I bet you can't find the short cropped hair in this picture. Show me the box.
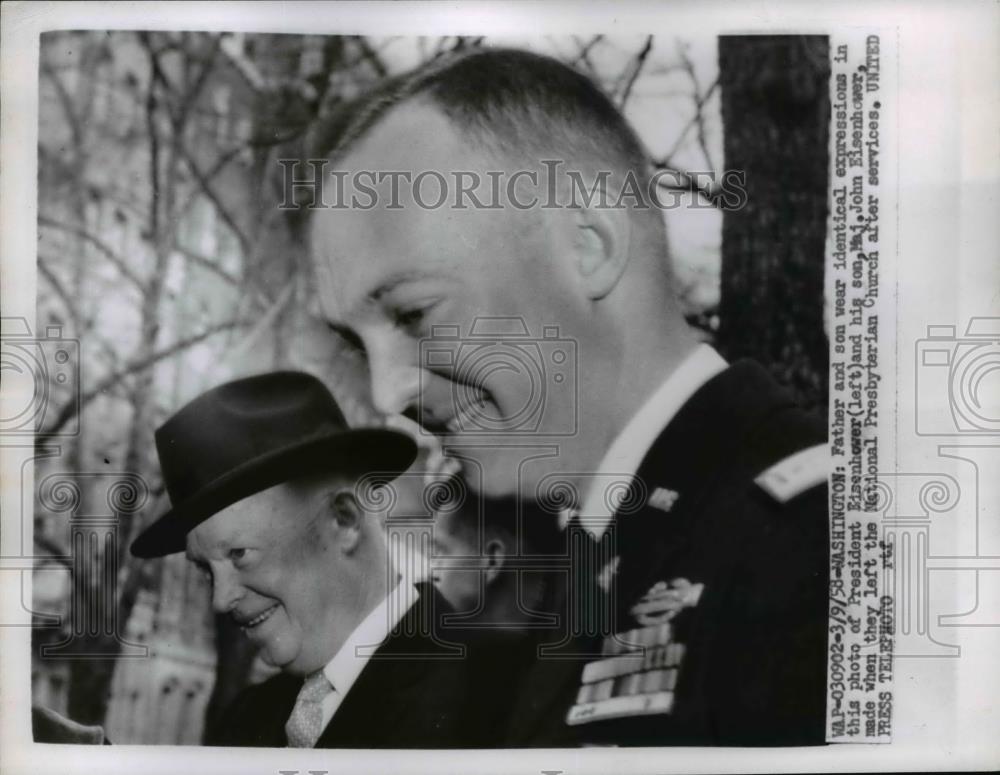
[439,493,564,557]
[322,47,653,184]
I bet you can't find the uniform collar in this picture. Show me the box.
[568,344,727,537]
[321,577,419,702]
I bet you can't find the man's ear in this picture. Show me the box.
[326,490,363,554]
[571,194,632,300]
[483,536,507,586]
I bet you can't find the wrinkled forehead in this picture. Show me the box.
[307,187,514,326]
[185,485,295,559]
[308,186,451,307]
[311,226,416,339]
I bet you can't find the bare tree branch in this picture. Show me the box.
[674,40,719,172]
[173,144,247,221]
[144,30,222,133]
[38,319,251,440]
[173,244,240,287]
[651,160,724,205]
[141,32,182,128]
[218,277,296,368]
[662,77,720,165]
[40,57,83,149]
[431,37,454,60]
[36,256,78,321]
[34,533,72,565]
[91,332,123,375]
[218,35,265,96]
[453,36,484,52]
[571,35,604,72]
[177,143,251,256]
[174,33,224,130]
[38,215,147,291]
[618,36,654,109]
[352,36,388,78]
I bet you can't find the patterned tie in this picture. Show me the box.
[284,670,334,748]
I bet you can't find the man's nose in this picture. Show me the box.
[367,339,421,417]
[210,567,244,614]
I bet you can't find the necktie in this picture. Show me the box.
[284,670,334,748]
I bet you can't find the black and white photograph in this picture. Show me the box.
[1,2,997,774]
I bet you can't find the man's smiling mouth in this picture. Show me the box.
[238,604,279,631]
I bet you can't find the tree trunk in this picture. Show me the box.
[716,36,831,412]
[66,33,181,726]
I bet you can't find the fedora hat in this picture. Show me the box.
[130,371,417,559]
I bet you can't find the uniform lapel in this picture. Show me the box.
[614,360,798,610]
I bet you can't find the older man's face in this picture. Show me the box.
[186,483,347,675]
[311,103,597,498]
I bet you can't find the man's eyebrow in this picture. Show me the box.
[320,269,451,342]
[186,540,220,565]
[326,320,365,351]
[369,270,447,301]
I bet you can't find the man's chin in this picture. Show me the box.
[445,444,555,501]
[260,642,336,676]
[256,646,285,669]
[252,631,298,672]
[260,649,313,676]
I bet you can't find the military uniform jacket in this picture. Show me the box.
[510,360,829,747]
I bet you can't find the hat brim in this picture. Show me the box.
[130,428,417,559]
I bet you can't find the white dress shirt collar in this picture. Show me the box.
[567,343,728,538]
[317,578,420,730]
